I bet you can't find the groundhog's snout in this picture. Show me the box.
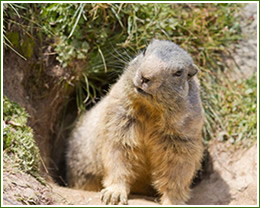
[133,71,152,96]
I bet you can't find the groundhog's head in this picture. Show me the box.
[131,39,199,105]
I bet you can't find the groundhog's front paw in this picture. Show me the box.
[100,186,128,205]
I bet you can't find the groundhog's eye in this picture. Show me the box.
[173,69,183,77]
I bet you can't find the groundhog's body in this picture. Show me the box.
[66,39,204,205]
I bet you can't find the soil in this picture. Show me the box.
[188,142,258,205]
[3,142,258,205]
[52,142,257,205]
[225,3,257,81]
[2,3,258,206]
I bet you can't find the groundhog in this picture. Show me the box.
[66,39,204,205]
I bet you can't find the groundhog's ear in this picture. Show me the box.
[188,64,199,79]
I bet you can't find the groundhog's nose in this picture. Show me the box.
[133,72,152,96]
[133,71,151,88]
[140,75,150,85]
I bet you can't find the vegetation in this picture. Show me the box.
[3,96,41,177]
[203,74,257,146]
[3,3,256,147]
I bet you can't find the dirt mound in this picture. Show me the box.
[4,142,257,205]
[3,157,53,205]
[188,142,257,205]
[52,142,257,205]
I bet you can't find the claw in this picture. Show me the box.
[104,193,111,205]
[111,192,120,205]
[100,190,105,201]
[120,194,128,205]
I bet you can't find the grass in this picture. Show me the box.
[219,75,257,145]
[3,96,41,178]
[3,3,256,146]
[202,72,257,145]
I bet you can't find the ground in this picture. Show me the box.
[188,142,257,205]
[3,141,258,205]
[2,3,258,207]
[52,142,258,205]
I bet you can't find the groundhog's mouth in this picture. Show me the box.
[134,86,151,96]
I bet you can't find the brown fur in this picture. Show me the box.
[66,39,204,205]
